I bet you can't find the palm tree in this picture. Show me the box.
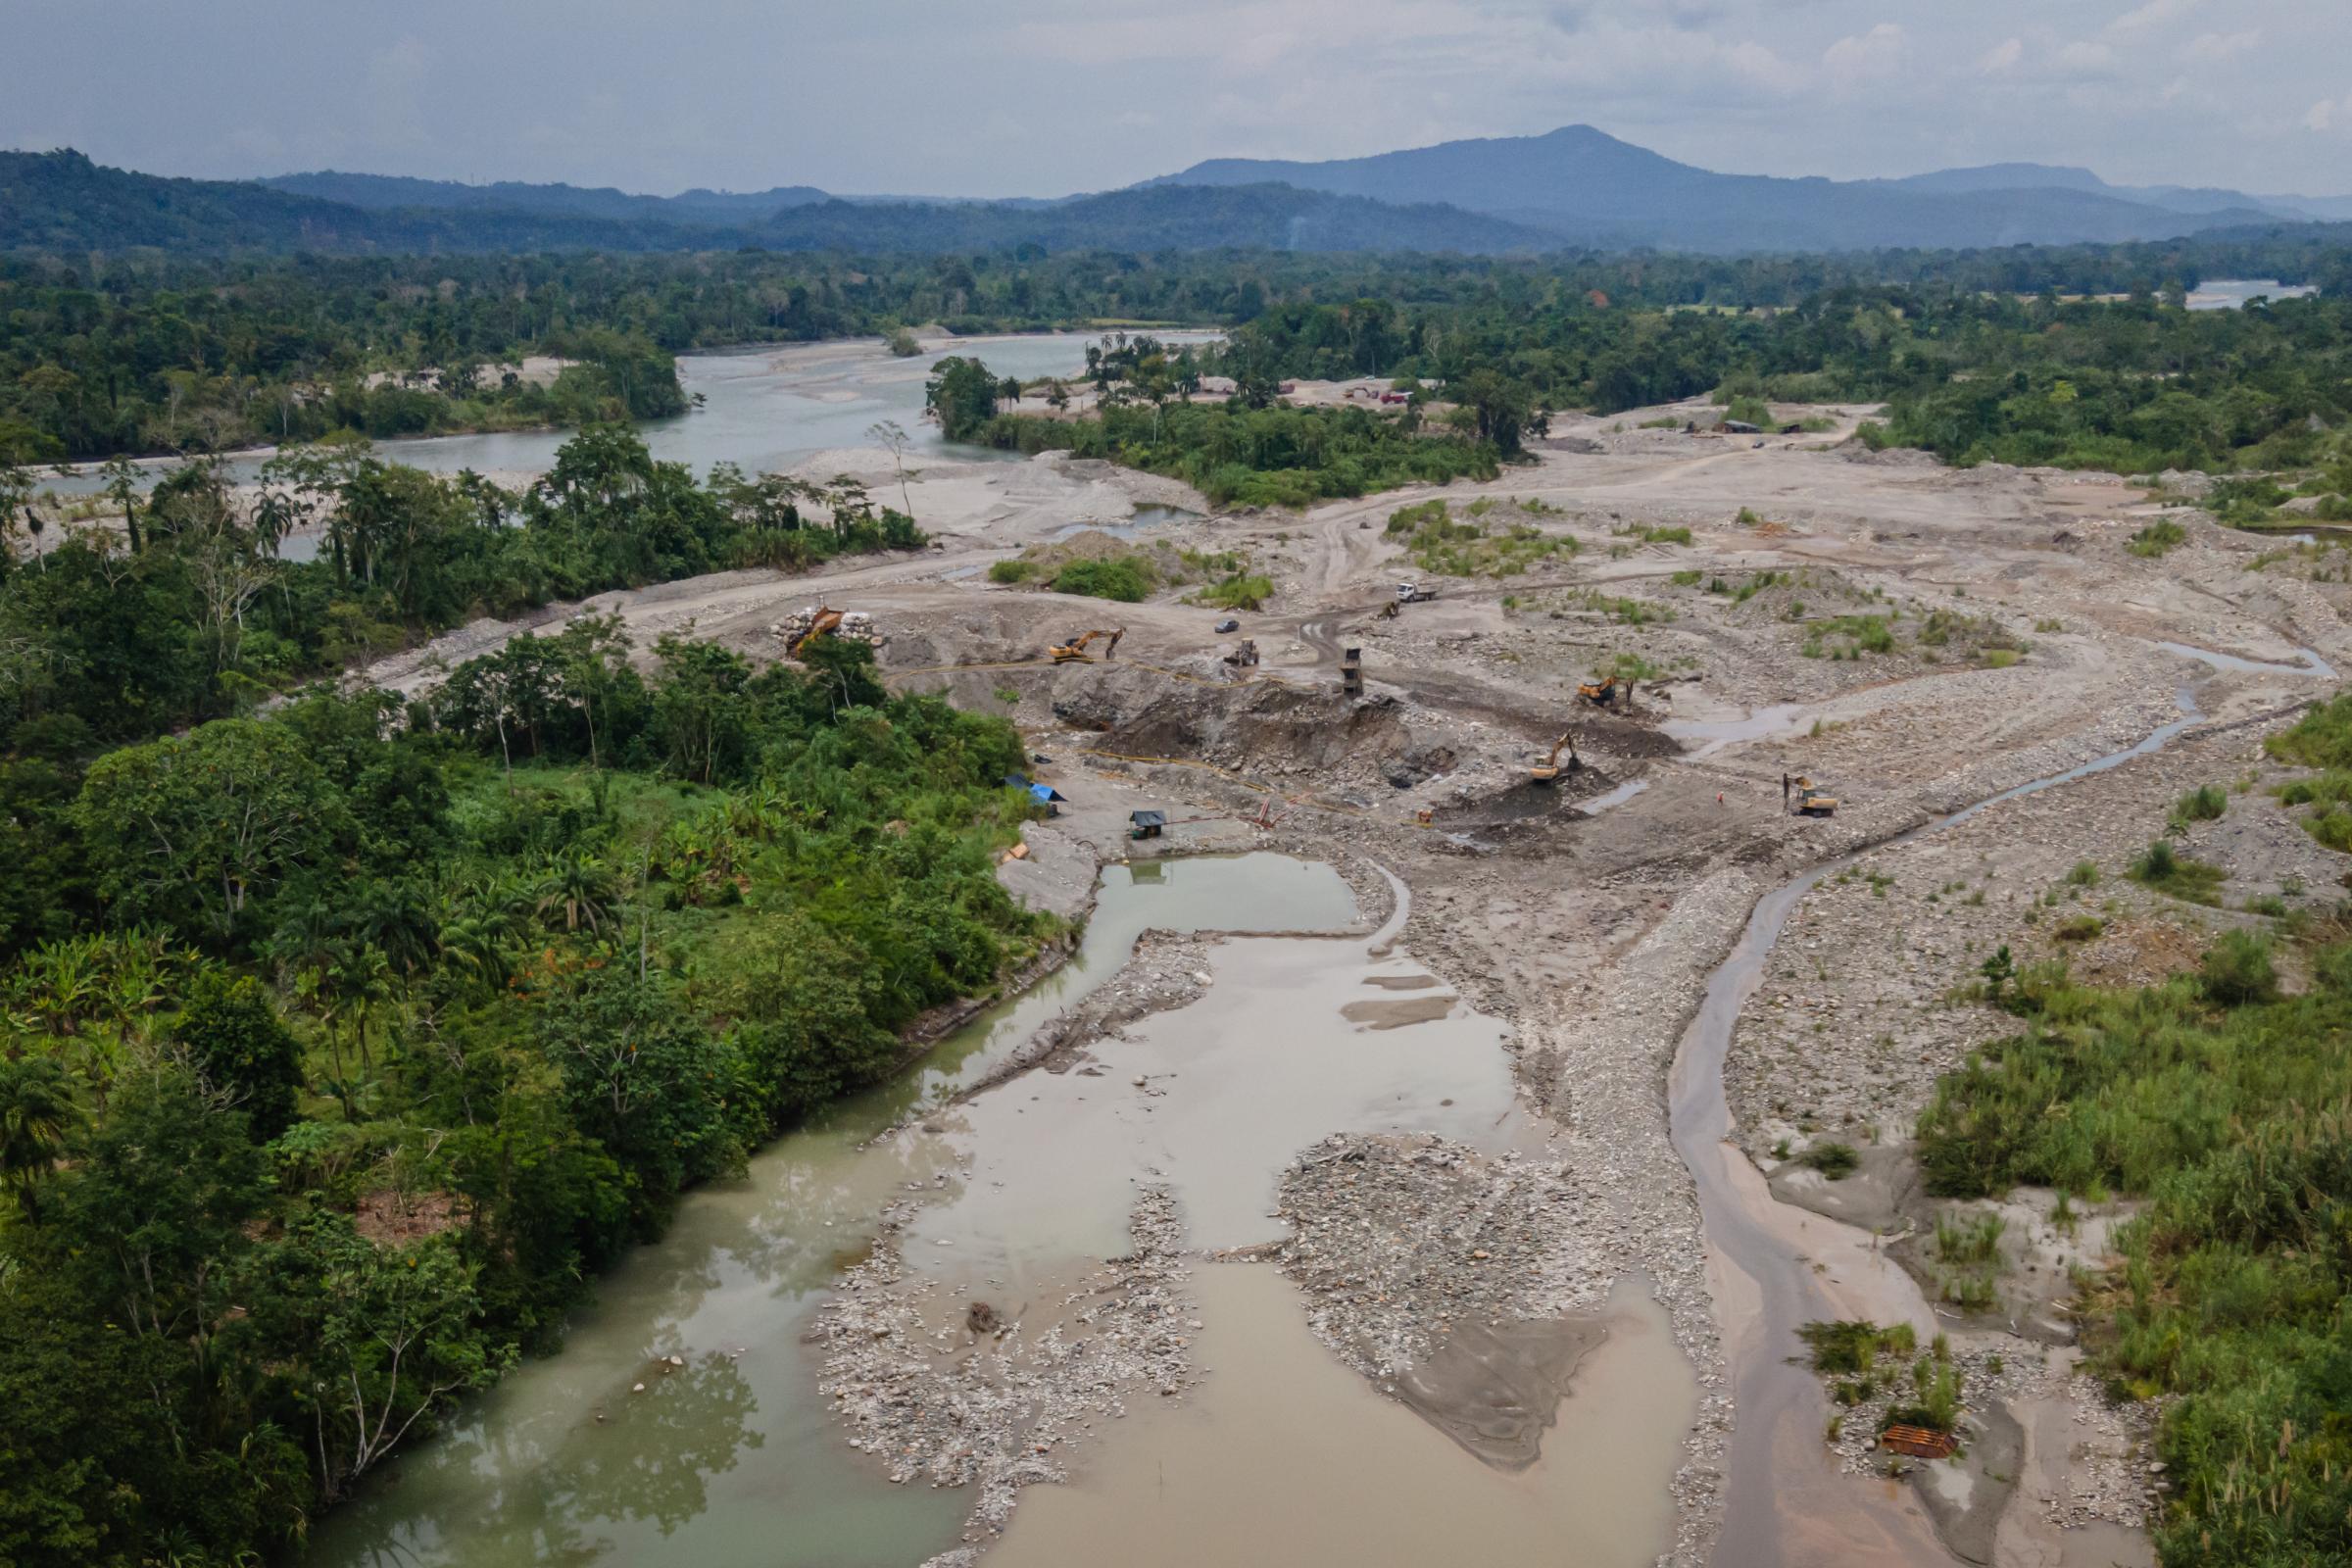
[98,454,145,554]
[536,853,617,935]
[0,1057,75,1221]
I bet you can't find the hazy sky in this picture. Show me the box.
[9,0,2349,197]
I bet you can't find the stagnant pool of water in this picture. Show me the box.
[299,853,1354,1568]
[989,1268,1693,1568]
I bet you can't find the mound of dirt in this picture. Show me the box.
[1054,672,1414,782]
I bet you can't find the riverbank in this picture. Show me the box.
[296,395,2352,1568]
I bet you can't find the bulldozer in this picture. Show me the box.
[1050,627,1124,664]
[1222,638,1259,667]
[1792,775,1838,817]
[1529,731,1581,784]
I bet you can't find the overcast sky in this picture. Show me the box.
[8,0,2349,198]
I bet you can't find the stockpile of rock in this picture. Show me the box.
[813,1187,1198,1532]
[1268,1133,1605,1379]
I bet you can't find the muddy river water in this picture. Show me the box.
[51,330,1224,499]
[1669,651,2338,1566]
[305,850,1696,1568]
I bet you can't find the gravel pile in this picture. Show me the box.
[1728,707,2318,1168]
[1267,1133,1606,1379]
[958,930,1219,1096]
[813,1188,1198,1534]
[2037,1373,2165,1532]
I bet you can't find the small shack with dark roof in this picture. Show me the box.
[1128,809,1166,840]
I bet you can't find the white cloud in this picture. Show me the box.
[2053,39,2118,73]
[2306,95,2351,133]
[1821,23,1906,91]
[2109,0,2200,33]
[2178,29,2259,61]
[1980,36,2025,74]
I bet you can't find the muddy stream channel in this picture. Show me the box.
[1673,645,2332,1568]
[305,851,1695,1568]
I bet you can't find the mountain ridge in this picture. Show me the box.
[1148,124,2303,252]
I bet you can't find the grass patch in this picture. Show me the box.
[2127,518,2187,558]
[1798,1319,1914,1375]
[2171,783,2230,827]
[2130,838,2225,905]
[1386,499,1578,577]
[1191,571,1273,611]
[1799,1141,1860,1179]
[1915,929,2352,1561]
[988,559,1040,583]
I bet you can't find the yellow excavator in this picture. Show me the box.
[1577,675,1624,707]
[1792,775,1838,817]
[787,607,845,659]
[1050,627,1124,664]
[1529,731,1581,784]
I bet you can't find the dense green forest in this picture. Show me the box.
[0,425,919,760]
[7,236,2351,466]
[0,417,1036,1565]
[908,287,2352,503]
[925,349,1504,508]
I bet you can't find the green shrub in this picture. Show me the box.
[2127,519,2186,558]
[988,559,1039,584]
[1800,1141,1860,1179]
[1194,572,1273,611]
[2132,838,2225,904]
[1934,1211,2006,1264]
[2172,783,2229,825]
[2198,930,2278,1006]
[1052,559,1152,602]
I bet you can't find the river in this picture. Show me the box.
[299,855,1353,1568]
[305,841,1701,1568]
[45,329,1223,499]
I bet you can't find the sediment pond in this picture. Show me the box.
[307,843,1699,1567]
[299,854,1353,1568]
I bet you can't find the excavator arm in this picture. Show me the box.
[1050,627,1125,663]
[1530,729,1580,782]
[788,608,845,658]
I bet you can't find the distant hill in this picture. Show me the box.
[1868,161,2352,225]
[10,136,2343,261]
[1,149,734,253]
[758,183,1553,254]
[262,170,830,225]
[1148,124,2292,253]
[0,150,1546,258]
